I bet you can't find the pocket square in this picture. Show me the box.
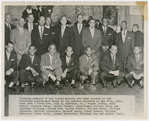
[44,34,48,35]
[71,63,74,65]
[108,34,112,35]
[11,59,14,61]
[52,32,55,34]
[55,60,57,63]
[128,37,131,39]
[35,64,38,66]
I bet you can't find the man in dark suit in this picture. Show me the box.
[55,15,73,56]
[45,17,57,46]
[132,24,144,49]
[99,18,115,60]
[100,45,124,88]
[125,45,144,89]
[72,14,87,59]
[61,46,78,89]
[42,6,54,18]
[19,45,44,93]
[116,21,135,72]
[24,13,36,33]
[5,13,16,45]
[36,6,43,21]
[22,6,38,23]
[79,46,99,90]
[95,19,102,29]
[5,41,19,91]
[31,16,51,56]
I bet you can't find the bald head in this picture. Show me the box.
[39,16,45,26]
[18,18,25,27]
[65,46,73,57]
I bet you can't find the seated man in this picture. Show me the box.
[40,43,62,90]
[100,45,124,88]
[5,41,19,91]
[125,45,144,89]
[19,45,44,93]
[79,46,99,90]
[61,46,78,89]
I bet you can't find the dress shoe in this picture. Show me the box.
[56,84,62,91]
[30,84,34,90]
[140,85,144,89]
[71,84,77,89]
[102,83,107,88]
[64,81,68,87]
[111,83,117,88]
[20,87,25,93]
[8,85,17,92]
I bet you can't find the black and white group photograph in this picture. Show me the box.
[3,3,146,117]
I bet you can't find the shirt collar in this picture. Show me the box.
[45,25,50,29]
[5,22,9,26]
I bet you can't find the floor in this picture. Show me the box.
[4,81,144,117]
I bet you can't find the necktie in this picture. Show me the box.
[20,28,23,35]
[50,56,53,65]
[91,28,94,38]
[61,26,64,37]
[30,56,34,64]
[30,23,33,32]
[8,24,11,31]
[112,55,115,67]
[104,27,106,36]
[123,30,125,35]
[40,26,43,39]
[78,24,81,34]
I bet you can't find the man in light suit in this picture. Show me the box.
[5,41,19,91]
[31,16,51,56]
[116,21,135,72]
[125,45,144,89]
[55,15,73,56]
[72,14,87,59]
[5,13,16,45]
[10,18,31,65]
[40,44,63,90]
[82,18,102,73]
[79,46,99,90]
[61,46,78,89]
[19,45,44,93]
[100,45,124,88]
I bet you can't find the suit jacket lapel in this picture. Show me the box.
[68,55,74,66]
[124,31,129,43]
[120,32,123,44]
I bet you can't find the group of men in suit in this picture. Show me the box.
[5,12,144,93]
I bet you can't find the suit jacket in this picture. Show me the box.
[101,53,121,73]
[99,26,115,47]
[42,6,54,18]
[18,54,41,74]
[10,27,31,59]
[5,50,17,72]
[24,22,36,31]
[79,54,99,75]
[61,55,78,72]
[134,30,144,48]
[22,8,38,23]
[31,26,51,56]
[40,52,62,74]
[126,53,144,74]
[82,28,102,57]
[5,23,16,45]
[55,26,73,56]
[72,24,87,58]
[116,31,135,61]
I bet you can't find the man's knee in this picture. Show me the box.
[125,73,131,80]
[100,71,107,78]
[80,75,86,81]
[92,71,98,77]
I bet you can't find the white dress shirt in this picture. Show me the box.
[61,25,66,37]
[122,30,127,43]
[66,56,71,65]
[38,25,44,39]
[49,54,53,66]
[5,22,11,30]
[6,51,11,61]
[28,22,33,32]
[30,55,35,64]
[18,26,23,35]
[77,23,82,34]
[102,26,107,33]
[111,54,115,66]
[45,25,50,29]
[89,27,95,38]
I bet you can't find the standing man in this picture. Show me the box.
[31,16,51,56]
[99,18,115,59]
[95,19,102,29]
[72,14,87,59]
[82,18,102,72]
[5,41,19,91]
[36,6,43,21]
[19,45,44,93]
[24,13,36,33]
[100,45,124,88]
[132,24,144,49]
[10,18,31,65]
[22,6,38,23]
[79,46,99,90]
[42,6,54,18]
[116,21,135,72]
[61,46,78,89]
[40,44,63,90]
[5,13,16,45]
[56,15,73,56]
[125,45,144,89]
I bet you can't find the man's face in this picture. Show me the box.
[49,45,56,56]
[132,26,137,33]
[27,6,31,9]
[110,45,117,56]
[134,47,141,55]
[85,48,92,57]
[95,21,99,25]
[29,46,36,56]
[5,14,11,24]
[45,18,51,26]
[89,20,95,28]
[121,22,127,30]
[66,47,73,57]
[102,19,108,26]
[18,18,25,27]
[39,17,45,26]
[28,15,34,23]
[60,17,67,26]
[6,43,13,53]
[77,15,83,23]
